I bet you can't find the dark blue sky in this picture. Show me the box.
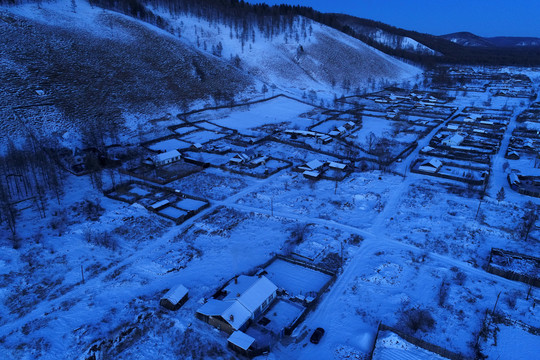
[245,0,540,38]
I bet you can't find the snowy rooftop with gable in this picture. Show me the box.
[161,284,188,304]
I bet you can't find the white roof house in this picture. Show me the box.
[419,158,443,173]
[154,150,181,165]
[299,160,324,171]
[197,299,252,331]
[223,275,277,315]
[228,331,255,351]
[442,134,465,147]
[196,275,278,332]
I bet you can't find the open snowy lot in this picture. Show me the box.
[236,171,400,228]
[382,179,540,265]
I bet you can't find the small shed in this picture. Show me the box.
[160,284,189,310]
[150,199,170,211]
[227,331,256,357]
[508,173,521,186]
[329,161,347,170]
[303,170,321,179]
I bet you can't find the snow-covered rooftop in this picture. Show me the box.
[162,284,188,305]
[224,275,277,314]
[227,331,255,351]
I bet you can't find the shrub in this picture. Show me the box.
[399,306,436,334]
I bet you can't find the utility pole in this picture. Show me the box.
[492,291,502,314]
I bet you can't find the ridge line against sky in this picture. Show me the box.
[244,0,540,38]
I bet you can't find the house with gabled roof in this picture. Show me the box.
[419,158,443,173]
[160,284,188,311]
[151,150,181,166]
[196,275,277,334]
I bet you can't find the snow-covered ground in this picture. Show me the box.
[1,8,539,359]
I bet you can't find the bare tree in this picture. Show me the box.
[496,187,505,204]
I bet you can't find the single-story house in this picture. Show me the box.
[153,150,181,166]
[419,158,443,173]
[228,331,256,357]
[299,160,325,172]
[442,134,465,147]
[160,284,189,310]
[316,134,333,144]
[196,275,277,334]
[196,299,252,334]
[229,149,257,164]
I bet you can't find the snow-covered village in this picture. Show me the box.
[0,0,539,359]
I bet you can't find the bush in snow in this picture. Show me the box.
[398,306,436,335]
[83,227,119,251]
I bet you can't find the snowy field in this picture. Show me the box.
[190,97,316,136]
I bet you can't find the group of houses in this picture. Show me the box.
[298,159,348,179]
[228,149,268,168]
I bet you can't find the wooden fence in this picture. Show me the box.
[487,248,540,287]
[368,323,467,360]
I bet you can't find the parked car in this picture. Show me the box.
[310,327,325,344]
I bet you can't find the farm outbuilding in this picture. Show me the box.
[160,284,189,311]
[227,331,256,357]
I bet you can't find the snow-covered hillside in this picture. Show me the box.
[0,0,420,151]
[370,29,441,56]
[151,7,421,94]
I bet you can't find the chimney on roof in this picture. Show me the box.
[234,276,238,284]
